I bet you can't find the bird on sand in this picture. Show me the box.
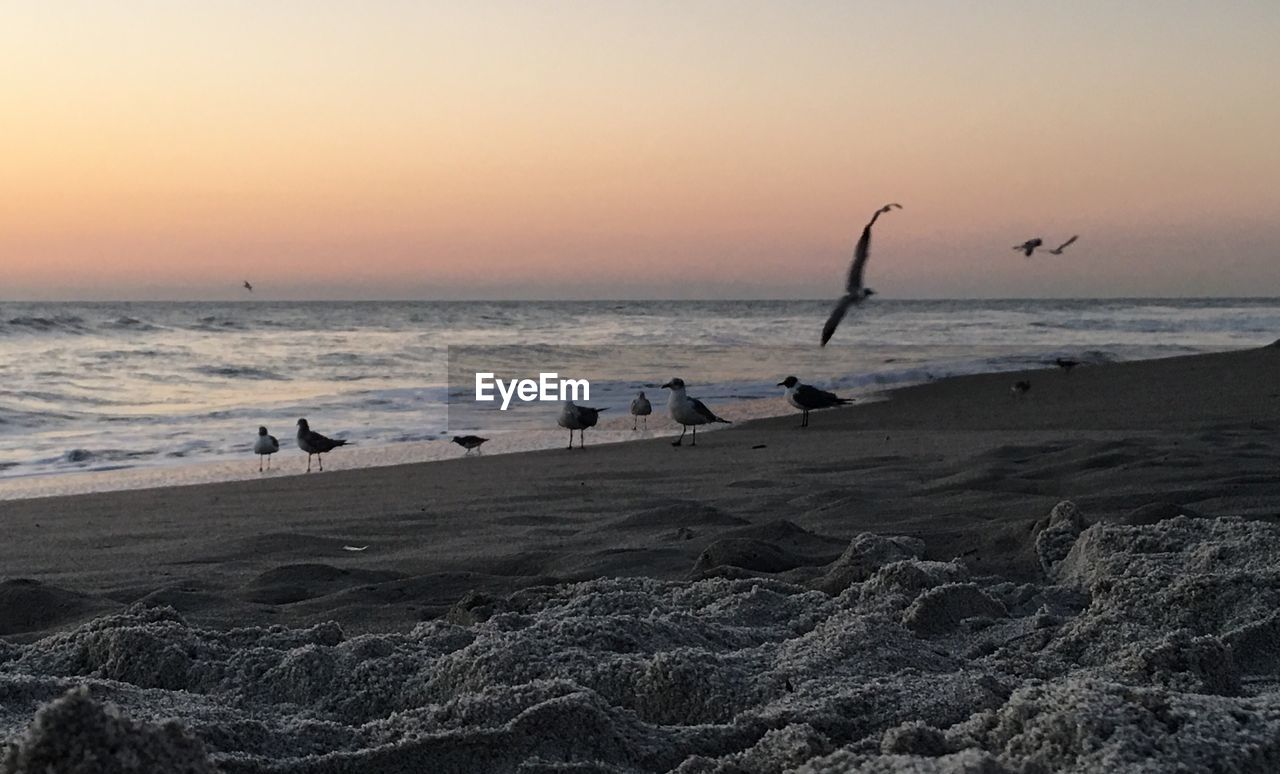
[296,418,349,472]
[1013,239,1043,257]
[630,391,652,429]
[662,378,730,446]
[1047,235,1079,255]
[821,203,901,346]
[253,426,279,471]
[1054,357,1081,373]
[558,400,607,449]
[243,280,253,292]
[452,435,488,455]
[1011,380,1032,397]
[777,376,852,428]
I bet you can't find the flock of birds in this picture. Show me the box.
[246,204,1083,470]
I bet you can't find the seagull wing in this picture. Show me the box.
[795,384,846,409]
[268,435,279,452]
[820,295,855,347]
[690,397,729,423]
[1053,235,1078,252]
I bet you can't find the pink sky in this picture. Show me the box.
[2,2,1278,300]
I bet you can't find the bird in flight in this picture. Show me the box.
[820,203,901,346]
[1047,235,1079,255]
[243,281,253,292]
[1013,239,1043,257]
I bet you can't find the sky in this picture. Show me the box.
[2,1,1279,300]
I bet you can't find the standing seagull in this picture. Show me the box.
[662,378,730,446]
[296,418,349,472]
[253,426,279,471]
[630,391,652,430]
[558,400,607,449]
[777,376,852,428]
[243,280,253,292]
[1054,357,1080,373]
[1047,235,1079,255]
[821,203,901,346]
[452,435,488,455]
[1013,239,1043,257]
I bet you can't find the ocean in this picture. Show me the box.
[1,298,1277,499]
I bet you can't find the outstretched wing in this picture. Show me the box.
[847,224,873,293]
[821,295,855,346]
[1054,235,1078,252]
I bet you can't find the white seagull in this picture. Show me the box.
[821,203,901,346]
[1047,235,1079,255]
[296,418,349,472]
[1013,238,1043,257]
[253,426,279,471]
[558,400,608,449]
[661,378,730,446]
[777,376,852,428]
[630,391,652,430]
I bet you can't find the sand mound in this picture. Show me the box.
[0,579,117,637]
[5,504,1280,772]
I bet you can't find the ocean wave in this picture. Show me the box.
[193,365,288,381]
[3,315,87,335]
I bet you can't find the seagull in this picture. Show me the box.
[1047,235,1079,255]
[777,376,852,428]
[1054,357,1080,373]
[452,435,488,455]
[296,418,349,472]
[821,203,901,346]
[253,426,279,471]
[630,391,652,430]
[1013,239,1043,257]
[661,378,730,446]
[558,400,607,449]
[243,280,253,292]
[1011,380,1032,397]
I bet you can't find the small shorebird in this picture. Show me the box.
[777,376,852,428]
[1047,235,1079,255]
[558,400,607,449]
[662,378,730,446]
[630,391,652,429]
[1014,239,1043,257]
[296,418,349,472]
[452,435,488,455]
[1011,380,1032,397]
[243,280,253,292]
[253,426,279,471]
[821,203,901,346]
[1054,357,1080,373]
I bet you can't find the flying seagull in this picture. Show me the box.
[1047,235,1079,255]
[243,281,253,292]
[558,400,607,449]
[777,376,852,428]
[1014,239,1043,257]
[630,391,652,430]
[253,426,279,471]
[661,378,730,446]
[821,203,901,346]
[296,418,349,472]
[452,435,488,455]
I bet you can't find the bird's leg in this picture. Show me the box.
[691,426,697,446]
[306,454,312,473]
[672,426,685,447]
[259,455,263,472]
[633,417,637,430]
[580,429,586,448]
[318,454,324,472]
[567,429,574,449]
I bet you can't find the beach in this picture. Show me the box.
[3,344,1280,772]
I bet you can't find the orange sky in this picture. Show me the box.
[2,1,1278,299]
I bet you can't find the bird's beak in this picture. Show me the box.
[661,381,672,389]
[776,381,786,387]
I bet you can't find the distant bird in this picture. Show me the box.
[1047,235,1079,255]
[1054,357,1080,373]
[243,281,253,292]
[452,435,488,455]
[630,391,652,430]
[662,378,730,446]
[821,203,901,346]
[1011,380,1032,397]
[253,426,279,471]
[777,376,852,428]
[1014,239,1043,257]
[558,400,607,449]
[296,418,349,472]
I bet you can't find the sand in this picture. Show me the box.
[2,344,1280,772]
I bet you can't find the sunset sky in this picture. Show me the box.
[2,1,1278,300]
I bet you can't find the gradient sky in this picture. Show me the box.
[3,1,1278,300]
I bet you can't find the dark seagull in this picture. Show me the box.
[777,376,852,428]
[558,400,607,449]
[662,377,730,446]
[1047,235,1079,255]
[452,435,488,455]
[821,203,901,346]
[1054,357,1080,373]
[1013,239,1043,257]
[296,418,349,472]
[243,280,253,292]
